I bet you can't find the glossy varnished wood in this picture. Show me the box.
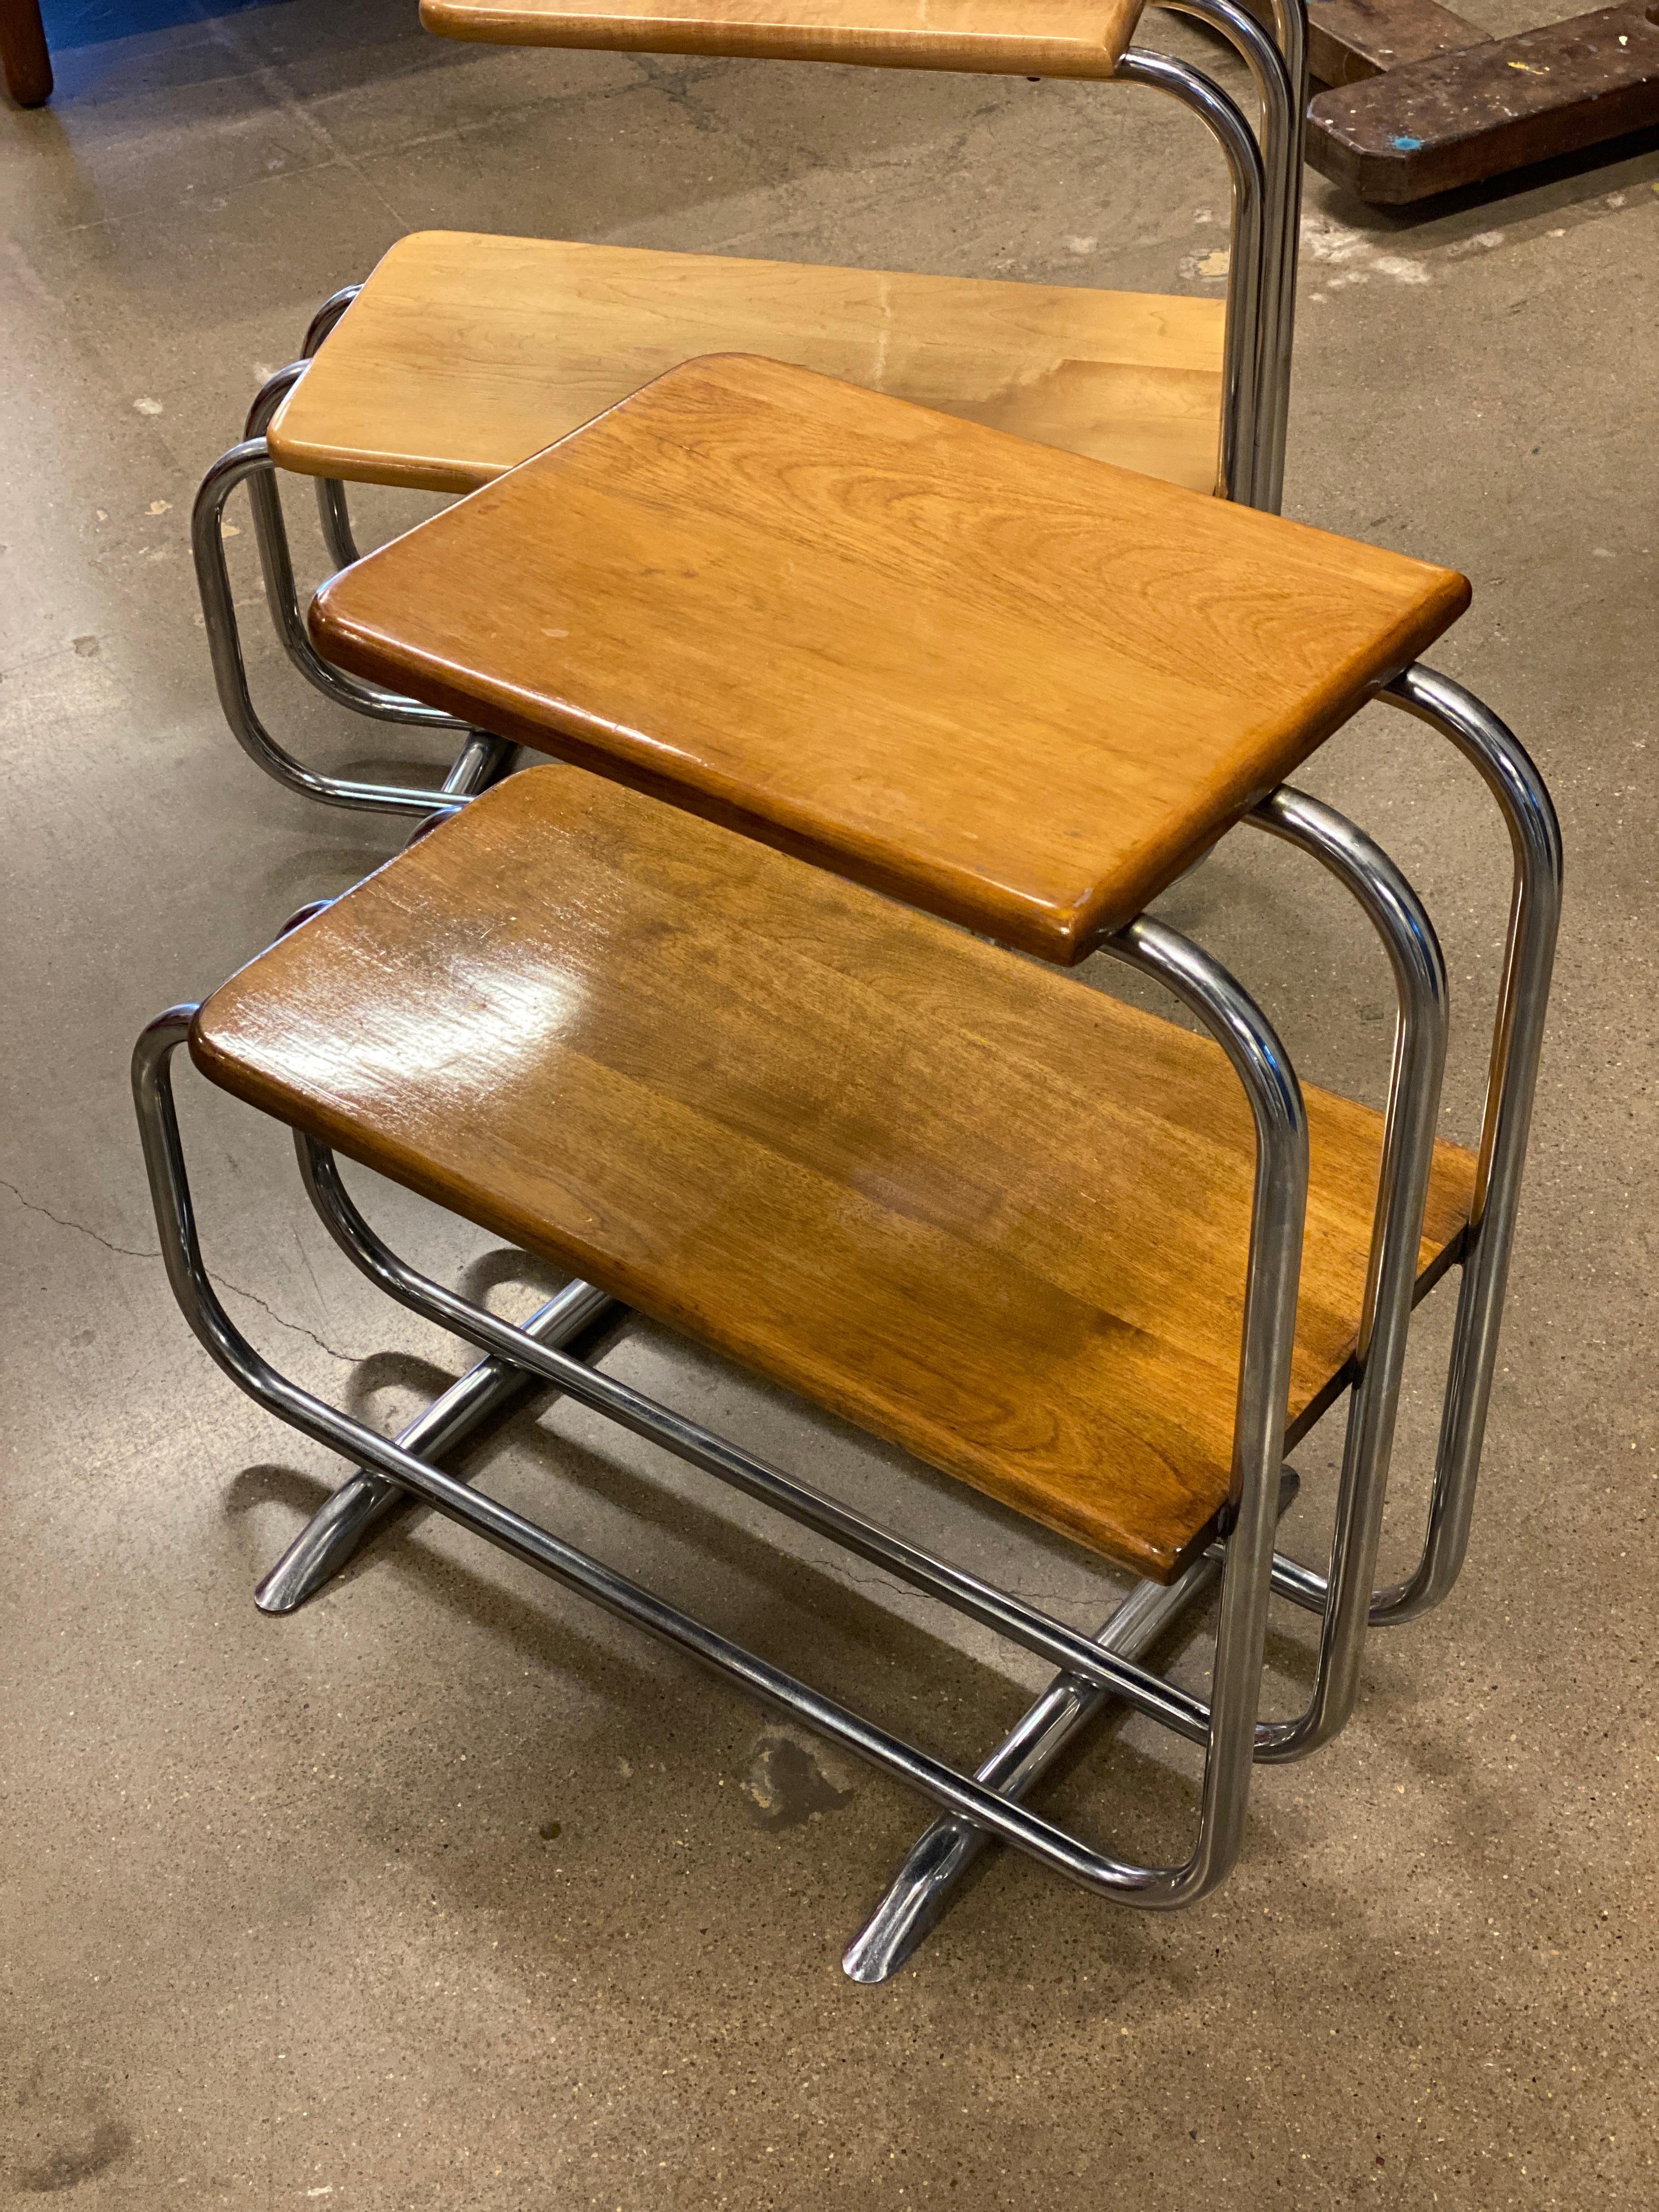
[312,353,1471,963]
[191,771,1475,1584]
[420,0,1146,77]
[268,232,1226,497]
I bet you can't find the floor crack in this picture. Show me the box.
[0,1174,159,1262]
[0,1175,369,1363]
[215,1283,369,1367]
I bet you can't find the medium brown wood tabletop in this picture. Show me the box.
[420,0,1147,77]
[270,233,1226,498]
[311,353,1470,963]
[193,770,1475,1584]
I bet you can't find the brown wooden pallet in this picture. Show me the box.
[1307,0,1659,202]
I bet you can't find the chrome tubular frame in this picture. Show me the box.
[846,679,1559,1971]
[1248,787,1447,1756]
[240,365,425,724]
[1257,0,1307,511]
[299,284,364,571]
[843,1469,1307,1983]
[193,289,505,821]
[1158,0,1307,509]
[190,439,479,816]
[1118,47,1265,505]
[1369,665,1562,1619]
[134,906,1307,1914]
[300,281,362,359]
[1260,671,1561,1628]
[1155,0,1295,511]
[254,1274,615,1613]
[843,782,1448,1977]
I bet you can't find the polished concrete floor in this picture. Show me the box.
[4,3,1658,2205]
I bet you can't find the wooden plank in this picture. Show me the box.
[1308,0,1659,202]
[1,0,52,106]
[270,231,1227,499]
[308,353,1470,966]
[193,769,1476,1582]
[1305,0,1487,90]
[420,0,1146,78]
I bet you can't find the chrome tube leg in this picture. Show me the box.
[193,442,476,816]
[236,369,462,727]
[1118,50,1265,504]
[1367,665,1562,1621]
[1246,788,1447,1755]
[847,793,1445,1973]
[254,1278,615,1612]
[314,478,360,574]
[298,282,363,570]
[842,1471,1299,1984]
[235,362,488,777]
[133,998,1304,1905]
[438,730,517,798]
[1257,0,1307,508]
[251,729,536,1609]
[300,283,361,358]
[1156,2,1294,511]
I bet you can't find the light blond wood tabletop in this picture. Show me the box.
[194,771,1475,1583]
[270,232,1226,498]
[420,0,1148,77]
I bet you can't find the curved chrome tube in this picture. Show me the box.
[1103,916,1307,1896]
[300,282,362,359]
[1367,664,1562,1620]
[296,1140,1214,1745]
[1247,672,1560,1629]
[299,283,364,570]
[1156,0,1295,512]
[133,907,1306,1909]
[191,442,471,816]
[238,368,459,728]
[845,789,1441,1970]
[314,470,360,574]
[1256,0,1307,509]
[254,1273,615,1613]
[842,1471,1302,1982]
[1117,48,1265,505]
[1248,787,1447,1754]
[1161,0,1308,507]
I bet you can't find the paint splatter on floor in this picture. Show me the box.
[742,1728,854,1829]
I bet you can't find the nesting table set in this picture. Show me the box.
[149,0,1560,1982]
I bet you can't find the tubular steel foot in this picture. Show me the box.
[842,1473,1299,1983]
[255,1278,616,1612]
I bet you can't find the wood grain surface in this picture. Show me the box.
[269,232,1226,497]
[192,770,1475,1583]
[311,353,1471,962]
[419,0,1146,77]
